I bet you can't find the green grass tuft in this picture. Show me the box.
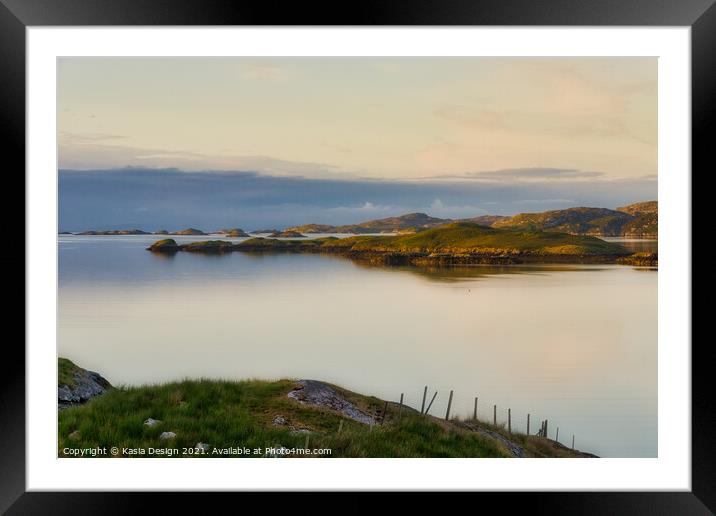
[58,358,82,389]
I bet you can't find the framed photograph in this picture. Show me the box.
[5,0,708,511]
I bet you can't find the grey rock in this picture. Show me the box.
[272,415,287,425]
[195,442,211,452]
[144,418,161,427]
[58,368,112,410]
[288,380,376,425]
[159,431,176,440]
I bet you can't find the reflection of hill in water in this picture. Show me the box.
[347,259,606,283]
[157,247,638,283]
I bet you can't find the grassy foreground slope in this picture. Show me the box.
[59,379,514,458]
[58,364,592,458]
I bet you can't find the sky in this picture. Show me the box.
[58,57,657,230]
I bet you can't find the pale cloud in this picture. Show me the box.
[434,105,507,131]
[59,137,349,178]
[242,62,286,81]
[427,198,490,218]
[464,168,605,182]
[512,198,575,205]
[326,201,394,215]
[58,57,656,181]
[59,131,127,143]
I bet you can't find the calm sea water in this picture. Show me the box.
[58,235,657,457]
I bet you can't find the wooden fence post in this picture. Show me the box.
[425,391,438,415]
[398,393,404,420]
[473,397,478,420]
[493,405,497,426]
[556,427,559,443]
[572,435,575,450]
[527,413,530,435]
[445,390,454,421]
[508,408,511,433]
[544,419,548,439]
[338,419,344,434]
[421,386,428,414]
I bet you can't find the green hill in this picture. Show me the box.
[616,200,657,216]
[285,212,450,234]
[319,222,628,256]
[491,202,657,237]
[616,201,658,237]
[492,207,632,236]
[282,224,337,234]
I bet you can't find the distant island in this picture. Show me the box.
[270,230,307,238]
[147,222,656,266]
[283,201,657,237]
[76,229,152,236]
[61,200,658,238]
[171,228,206,236]
[216,228,250,237]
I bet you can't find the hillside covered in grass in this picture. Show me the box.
[316,222,628,256]
[58,360,594,458]
[492,201,657,237]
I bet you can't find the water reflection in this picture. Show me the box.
[349,261,611,283]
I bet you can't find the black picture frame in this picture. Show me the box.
[3,0,707,512]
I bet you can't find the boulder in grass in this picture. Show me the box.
[195,442,211,453]
[58,358,112,410]
[144,418,161,427]
[159,431,176,440]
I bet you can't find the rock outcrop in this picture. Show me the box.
[58,358,112,410]
[288,380,377,425]
[146,238,180,253]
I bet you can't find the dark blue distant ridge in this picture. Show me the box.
[58,167,657,232]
